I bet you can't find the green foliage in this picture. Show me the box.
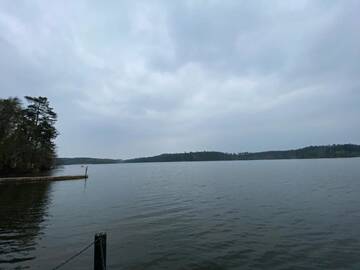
[0,96,58,175]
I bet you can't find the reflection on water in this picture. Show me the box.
[1,159,360,269]
[0,182,52,269]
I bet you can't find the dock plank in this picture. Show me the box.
[0,175,88,183]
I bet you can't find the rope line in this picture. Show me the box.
[51,239,97,270]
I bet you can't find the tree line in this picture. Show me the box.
[124,144,360,163]
[0,96,58,175]
[56,144,360,166]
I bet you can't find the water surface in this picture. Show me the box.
[1,158,360,269]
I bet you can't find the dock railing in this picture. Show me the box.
[51,232,107,270]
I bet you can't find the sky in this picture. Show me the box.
[0,0,359,159]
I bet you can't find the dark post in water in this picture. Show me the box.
[94,232,106,270]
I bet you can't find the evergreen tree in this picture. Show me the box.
[0,96,58,174]
[23,96,58,171]
[0,97,23,172]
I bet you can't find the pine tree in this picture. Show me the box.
[0,96,58,174]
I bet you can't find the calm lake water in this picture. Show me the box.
[1,158,360,269]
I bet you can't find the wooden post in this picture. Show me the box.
[94,232,106,270]
[85,166,88,178]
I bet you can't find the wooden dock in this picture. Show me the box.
[0,175,88,183]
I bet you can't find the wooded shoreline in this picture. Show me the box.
[54,144,360,165]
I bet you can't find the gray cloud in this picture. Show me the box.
[0,0,359,158]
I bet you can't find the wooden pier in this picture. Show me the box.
[0,174,88,183]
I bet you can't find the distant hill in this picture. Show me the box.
[56,157,122,165]
[56,144,360,166]
[124,144,360,163]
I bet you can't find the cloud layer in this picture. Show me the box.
[1,0,359,158]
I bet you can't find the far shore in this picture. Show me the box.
[57,144,360,165]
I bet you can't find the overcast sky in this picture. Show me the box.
[1,1,359,158]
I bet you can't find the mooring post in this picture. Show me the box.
[85,166,88,178]
[94,232,106,270]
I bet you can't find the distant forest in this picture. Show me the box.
[56,144,360,165]
[124,144,360,163]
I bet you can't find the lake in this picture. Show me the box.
[1,158,360,269]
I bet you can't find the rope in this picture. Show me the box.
[51,240,96,270]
